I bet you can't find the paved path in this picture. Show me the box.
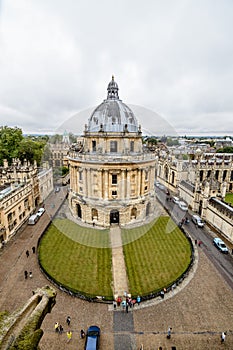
[110,226,129,299]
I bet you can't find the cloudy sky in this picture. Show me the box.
[0,0,233,136]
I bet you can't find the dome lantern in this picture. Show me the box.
[107,75,119,99]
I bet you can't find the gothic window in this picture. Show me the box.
[230,170,233,181]
[171,171,175,184]
[223,170,227,181]
[200,170,203,182]
[215,170,219,180]
[207,170,211,178]
[110,141,117,153]
[79,171,83,181]
[145,170,148,180]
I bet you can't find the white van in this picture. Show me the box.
[28,214,39,225]
[192,214,204,228]
[178,201,188,211]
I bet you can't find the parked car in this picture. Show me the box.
[172,196,180,204]
[213,237,228,254]
[37,207,45,217]
[192,214,204,228]
[178,201,188,211]
[155,181,160,187]
[84,325,100,350]
[28,214,39,225]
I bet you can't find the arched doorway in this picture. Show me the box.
[110,210,119,224]
[76,204,82,219]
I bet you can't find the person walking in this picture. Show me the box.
[59,324,63,334]
[26,250,29,258]
[221,332,226,343]
[167,327,172,339]
[54,322,59,333]
[29,271,32,278]
[137,295,141,305]
[126,302,129,313]
[66,316,71,326]
[80,329,85,339]
[24,270,28,279]
[66,330,72,343]
[32,246,36,254]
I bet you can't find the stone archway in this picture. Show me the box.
[110,210,119,224]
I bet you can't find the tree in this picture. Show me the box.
[0,126,23,165]
[216,146,233,153]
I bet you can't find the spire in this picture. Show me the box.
[107,75,119,99]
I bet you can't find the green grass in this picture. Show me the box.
[38,217,192,299]
[122,216,192,296]
[38,219,113,298]
[225,193,233,205]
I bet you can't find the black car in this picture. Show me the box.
[84,325,100,350]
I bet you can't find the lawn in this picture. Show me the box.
[38,219,113,299]
[122,216,192,296]
[225,193,233,205]
[38,217,192,300]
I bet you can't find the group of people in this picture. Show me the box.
[54,316,86,343]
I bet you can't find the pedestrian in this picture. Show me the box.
[66,316,71,326]
[126,302,129,313]
[80,329,85,339]
[195,239,197,245]
[26,250,29,258]
[29,271,32,278]
[66,330,72,343]
[221,332,226,343]
[59,324,63,334]
[32,246,36,254]
[113,300,117,310]
[137,295,141,305]
[24,270,28,279]
[54,322,59,333]
[167,327,172,339]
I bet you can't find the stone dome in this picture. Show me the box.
[87,76,138,132]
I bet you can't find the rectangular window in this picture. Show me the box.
[112,174,117,185]
[130,141,134,152]
[112,190,117,196]
[110,141,117,153]
[79,171,83,181]
[92,140,96,152]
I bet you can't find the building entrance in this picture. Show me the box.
[110,210,119,224]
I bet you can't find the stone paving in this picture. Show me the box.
[0,190,233,349]
[110,225,129,299]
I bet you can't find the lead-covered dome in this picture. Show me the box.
[87,76,138,132]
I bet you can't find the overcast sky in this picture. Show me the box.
[0,0,233,136]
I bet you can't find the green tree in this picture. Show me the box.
[216,146,233,153]
[0,126,23,165]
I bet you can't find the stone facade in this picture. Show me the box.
[157,151,233,243]
[68,77,156,227]
[0,159,53,244]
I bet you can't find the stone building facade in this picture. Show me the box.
[157,151,233,243]
[0,159,53,244]
[68,77,156,227]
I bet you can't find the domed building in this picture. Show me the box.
[68,76,156,227]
